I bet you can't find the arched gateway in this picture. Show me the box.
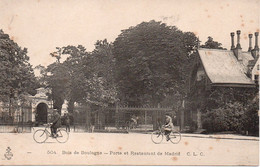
[29,87,67,123]
[35,102,48,124]
[29,88,53,123]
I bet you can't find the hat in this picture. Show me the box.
[165,113,172,117]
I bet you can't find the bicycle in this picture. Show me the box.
[33,123,69,143]
[151,126,181,144]
[125,120,137,130]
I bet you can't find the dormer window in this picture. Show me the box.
[196,66,206,81]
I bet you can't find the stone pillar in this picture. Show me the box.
[32,109,36,122]
[197,109,202,129]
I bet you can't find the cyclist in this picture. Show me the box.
[50,109,61,138]
[162,113,174,141]
[130,115,138,129]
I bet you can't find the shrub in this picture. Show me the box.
[241,101,259,136]
[202,108,229,132]
[202,102,245,133]
[198,87,258,135]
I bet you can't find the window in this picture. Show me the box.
[254,75,259,85]
[196,69,206,81]
[257,64,259,70]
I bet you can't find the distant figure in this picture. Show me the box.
[90,116,95,133]
[64,113,70,132]
[135,115,140,126]
[51,109,61,137]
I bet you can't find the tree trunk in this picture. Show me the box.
[68,100,75,113]
[53,98,64,115]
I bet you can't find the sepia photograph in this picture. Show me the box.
[0,0,259,166]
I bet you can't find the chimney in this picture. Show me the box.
[248,34,253,52]
[254,32,259,51]
[230,32,235,50]
[251,32,259,59]
[233,30,243,60]
[236,30,242,49]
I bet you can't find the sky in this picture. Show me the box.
[0,0,259,67]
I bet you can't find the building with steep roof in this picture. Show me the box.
[188,30,259,130]
[249,56,259,84]
[197,48,255,87]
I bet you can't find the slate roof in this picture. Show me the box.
[198,48,255,86]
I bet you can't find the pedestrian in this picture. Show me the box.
[64,113,70,132]
[90,116,95,133]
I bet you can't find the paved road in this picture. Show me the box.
[0,132,258,165]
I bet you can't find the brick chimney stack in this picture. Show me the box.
[250,32,259,59]
[254,32,259,51]
[232,30,243,60]
[248,34,253,52]
[230,32,235,50]
[236,30,242,49]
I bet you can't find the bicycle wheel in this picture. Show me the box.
[33,129,48,143]
[56,129,69,143]
[169,131,181,144]
[151,130,163,144]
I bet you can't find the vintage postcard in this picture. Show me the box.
[0,0,259,166]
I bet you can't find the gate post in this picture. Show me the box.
[179,99,185,131]
[115,103,119,128]
[181,107,184,131]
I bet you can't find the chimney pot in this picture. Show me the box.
[236,30,242,49]
[248,34,253,52]
[230,32,235,50]
[255,32,259,51]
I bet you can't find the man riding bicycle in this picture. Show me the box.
[162,113,174,141]
[50,109,61,138]
[129,115,138,129]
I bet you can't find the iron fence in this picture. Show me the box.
[0,105,32,133]
[72,105,176,133]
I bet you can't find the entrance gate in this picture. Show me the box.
[35,103,48,124]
